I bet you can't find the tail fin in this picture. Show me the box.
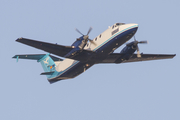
[37,54,56,73]
[12,53,62,77]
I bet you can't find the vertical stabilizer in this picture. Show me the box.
[13,53,61,79]
[38,54,56,73]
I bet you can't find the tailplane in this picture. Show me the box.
[13,53,62,78]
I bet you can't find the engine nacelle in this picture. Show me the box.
[71,36,87,49]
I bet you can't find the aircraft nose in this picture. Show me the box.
[123,23,139,33]
[130,23,138,29]
[123,23,138,41]
[127,23,138,34]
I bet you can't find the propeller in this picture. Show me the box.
[75,27,96,46]
[128,36,148,57]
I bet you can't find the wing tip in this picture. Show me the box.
[172,54,176,58]
[12,55,17,58]
[16,37,23,42]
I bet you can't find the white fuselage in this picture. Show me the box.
[49,23,138,83]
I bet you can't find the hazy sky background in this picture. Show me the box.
[1,0,179,120]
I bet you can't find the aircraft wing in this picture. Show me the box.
[16,38,73,57]
[16,38,95,61]
[99,53,176,63]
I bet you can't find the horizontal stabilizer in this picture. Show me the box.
[40,71,55,75]
[12,54,63,61]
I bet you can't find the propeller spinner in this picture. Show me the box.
[75,27,96,46]
[126,36,148,57]
[134,36,148,57]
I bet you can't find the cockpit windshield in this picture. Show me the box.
[115,23,125,26]
[112,23,125,29]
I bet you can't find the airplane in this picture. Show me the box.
[13,23,176,84]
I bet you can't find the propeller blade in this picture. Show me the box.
[134,36,137,41]
[75,27,96,46]
[87,27,92,35]
[88,39,97,46]
[134,35,148,44]
[132,36,147,57]
[75,28,84,36]
[136,45,141,57]
[138,41,148,44]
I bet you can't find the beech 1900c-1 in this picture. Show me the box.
[13,23,176,84]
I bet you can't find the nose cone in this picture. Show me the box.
[83,35,89,40]
[132,24,138,35]
[122,23,138,42]
[125,23,139,35]
[121,23,139,34]
[129,23,138,30]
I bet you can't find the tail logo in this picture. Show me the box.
[50,64,55,69]
[43,57,49,64]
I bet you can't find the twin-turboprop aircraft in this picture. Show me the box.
[13,23,175,84]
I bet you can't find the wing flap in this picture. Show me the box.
[100,53,124,63]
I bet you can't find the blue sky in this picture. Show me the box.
[1,0,179,120]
